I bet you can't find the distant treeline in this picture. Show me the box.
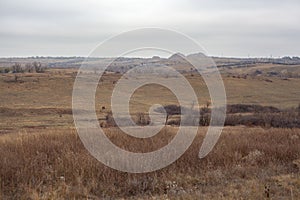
[0,62,46,73]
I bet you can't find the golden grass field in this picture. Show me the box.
[0,69,300,199]
[1,69,300,131]
[0,127,299,199]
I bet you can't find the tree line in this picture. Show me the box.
[0,62,46,73]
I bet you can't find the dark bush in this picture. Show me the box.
[199,113,210,126]
[227,104,280,114]
[136,113,150,126]
[167,119,180,126]
[154,105,182,115]
[225,111,300,128]
[4,68,10,73]
[105,111,116,127]
[105,104,300,128]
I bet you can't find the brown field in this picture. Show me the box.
[0,127,299,199]
[0,68,300,199]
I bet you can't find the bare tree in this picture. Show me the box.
[25,63,34,73]
[12,63,23,73]
[33,62,45,73]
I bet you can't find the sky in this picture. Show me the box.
[0,0,299,57]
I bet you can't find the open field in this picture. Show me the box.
[0,65,300,199]
[1,69,300,131]
[0,126,299,199]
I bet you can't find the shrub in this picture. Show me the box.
[154,105,182,115]
[4,68,10,73]
[12,63,24,73]
[136,113,150,126]
[199,113,210,126]
[227,104,280,113]
[25,63,34,73]
[33,62,46,73]
[105,111,116,127]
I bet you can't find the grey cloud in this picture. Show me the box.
[0,0,299,57]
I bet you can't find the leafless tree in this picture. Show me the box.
[12,63,23,73]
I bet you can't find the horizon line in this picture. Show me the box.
[0,54,299,59]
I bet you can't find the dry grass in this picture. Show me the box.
[1,69,300,199]
[0,127,299,199]
[1,70,300,111]
[1,70,300,132]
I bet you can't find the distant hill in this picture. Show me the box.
[168,53,186,61]
[187,52,207,58]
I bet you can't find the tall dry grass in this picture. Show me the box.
[0,127,299,199]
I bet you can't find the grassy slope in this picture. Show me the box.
[0,68,300,199]
[1,70,300,131]
[1,70,299,109]
[0,127,299,199]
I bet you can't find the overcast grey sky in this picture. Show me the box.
[0,0,299,57]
